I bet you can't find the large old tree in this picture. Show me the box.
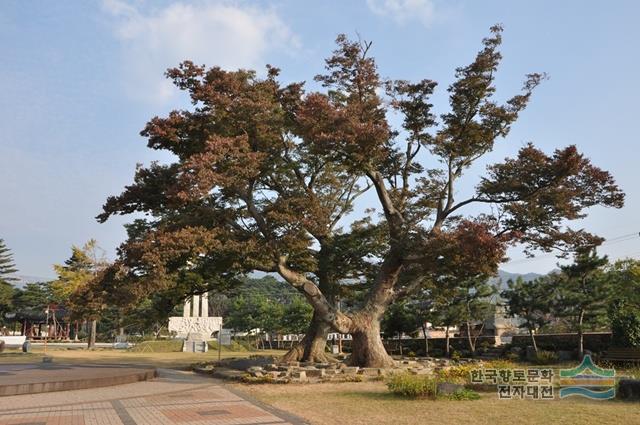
[97,26,624,367]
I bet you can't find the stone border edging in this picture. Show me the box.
[0,367,158,397]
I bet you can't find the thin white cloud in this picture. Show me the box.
[102,0,299,104]
[366,0,436,27]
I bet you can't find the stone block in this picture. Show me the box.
[525,346,537,361]
[291,371,307,381]
[168,316,222,340]
[342,366,359,375]
[304,368,326,378]
[437,382,464,395]
[247,366,264,374]
[618,379,640,400]
[226,356,277,371]
[360,368,382,376]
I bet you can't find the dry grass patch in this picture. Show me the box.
[0,348,287,368]
[235,381,640,425]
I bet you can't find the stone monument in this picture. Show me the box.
[168,293,223,342]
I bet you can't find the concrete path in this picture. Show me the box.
[0,369,306,425]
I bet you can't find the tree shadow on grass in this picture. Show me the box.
[334,390,407,401]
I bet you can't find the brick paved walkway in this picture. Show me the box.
[0,369,306,425]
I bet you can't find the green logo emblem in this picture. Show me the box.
[559,355,616,399]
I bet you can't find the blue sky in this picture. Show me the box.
[1,0,639,278]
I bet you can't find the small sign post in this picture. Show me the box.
[218,325,232,361]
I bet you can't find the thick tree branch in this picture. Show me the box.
[367,170,404,236]
[276,256,352,333]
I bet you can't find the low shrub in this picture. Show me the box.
[505,352,520,361]
[386,373,438,399]
[429,349,444,357]
[478,341,492,352]
[241,374,276,384]
[444,388,481,401]
[483,359,519,370]
[625,366,640,379]
[333,374,363,383]
[533,350,559,365]
[436,364,476,384]
[610,301,640,347]
[596,359,615,369]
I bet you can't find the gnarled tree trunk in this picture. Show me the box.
[280,313,335,363]
[277,249,402,368]
[348,315,395,368]
[280,241,340,364]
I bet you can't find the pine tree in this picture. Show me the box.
[52,239,107,347]
[502,276,553,354]
[0,239,18,284]
[550,248,611,358]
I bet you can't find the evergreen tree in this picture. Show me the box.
[604,259,640,347]
[549,248,611,358]
[502,276,553,354]
[382,301,420,356]
[52,240,108,347]
[0,239,18,321]
[431,277,495,355]
[226,294,285,349]
[12,282,52,316]
[0,239,18,284]
[281,297,313,336]
[0,281,14,322]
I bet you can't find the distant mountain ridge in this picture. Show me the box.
[9,270,543,291]
[11,275,54,289]
[489,270,543,290]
